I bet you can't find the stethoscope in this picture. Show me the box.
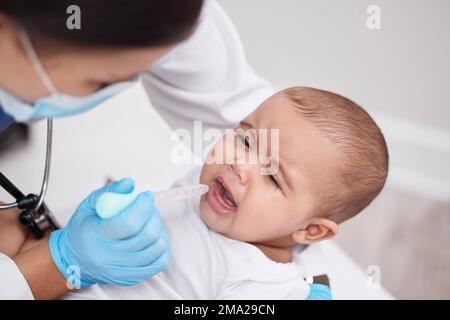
[0,118,59,238]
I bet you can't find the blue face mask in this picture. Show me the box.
[0,27,138,123]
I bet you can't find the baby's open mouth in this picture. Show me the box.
[206,178,238,215]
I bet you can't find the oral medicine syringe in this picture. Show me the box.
[96,184,209,219]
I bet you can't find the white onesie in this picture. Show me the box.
[63,170,311,300]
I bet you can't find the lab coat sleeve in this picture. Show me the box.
[142,0,274,137]
[0,252,34,299]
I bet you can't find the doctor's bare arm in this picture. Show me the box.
[0,205,29,256]
[0,205,51,256]
[13,237,70,299]
[0,206,69,299]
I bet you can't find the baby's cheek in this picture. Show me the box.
[233,201,276,240]
[199,165,209,185]
[205,136,228,165]
[199,159,220,185]
[248,199,296,239]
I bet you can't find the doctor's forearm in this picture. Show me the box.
[13,240,69,299]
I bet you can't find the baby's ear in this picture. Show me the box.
[291,218,338,245]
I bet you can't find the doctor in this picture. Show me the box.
[0,0,330,300]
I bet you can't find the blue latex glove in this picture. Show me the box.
[306,283,333,300]
[48,178,171,288]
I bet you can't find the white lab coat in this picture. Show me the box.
[0,0,327,299]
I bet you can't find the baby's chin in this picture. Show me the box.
[198,195,235,234]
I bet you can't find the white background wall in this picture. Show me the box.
[217,0,450,132]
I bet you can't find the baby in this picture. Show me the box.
[0,87,388,299]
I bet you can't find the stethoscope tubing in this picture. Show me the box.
[0,118,52,211]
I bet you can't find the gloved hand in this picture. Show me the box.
[48,178,171,288]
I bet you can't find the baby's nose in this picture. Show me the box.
[229,162,254,185]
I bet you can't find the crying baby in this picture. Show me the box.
[65,86,387,299]
[1,86,389,299]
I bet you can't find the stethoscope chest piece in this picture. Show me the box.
[19,198,59,238]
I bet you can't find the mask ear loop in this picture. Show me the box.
[17,26,59,95]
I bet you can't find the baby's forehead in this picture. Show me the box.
[248,93,326,147]
[247,93,297,126]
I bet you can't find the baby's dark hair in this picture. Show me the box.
[282,87,388,223]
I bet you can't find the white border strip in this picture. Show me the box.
[372,112,450,202]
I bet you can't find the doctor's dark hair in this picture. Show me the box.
[0,0,204,48]
[282,87,389,224]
